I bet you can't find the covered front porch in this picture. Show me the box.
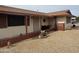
[27,16,57,33]
[40,16,57,31]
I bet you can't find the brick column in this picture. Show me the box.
[57,22,65,31]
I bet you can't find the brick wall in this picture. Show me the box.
[57,23,65,31]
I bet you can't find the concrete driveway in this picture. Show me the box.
[0,30,79,53]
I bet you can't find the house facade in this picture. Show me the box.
[0,5,73,39]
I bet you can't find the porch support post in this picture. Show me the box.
[24,16,28,34]
[6,15,8,28]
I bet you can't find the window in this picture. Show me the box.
[27,16,30,26]
[8,15,25,26]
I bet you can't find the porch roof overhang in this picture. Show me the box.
[0,5,47,17]
[0,5,72,17]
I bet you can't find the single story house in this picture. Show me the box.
[0,5,73,39]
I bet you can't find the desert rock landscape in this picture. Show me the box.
[0,30,79,53]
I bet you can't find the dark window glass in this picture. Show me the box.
[8,15,24,26]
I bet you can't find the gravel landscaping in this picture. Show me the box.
[0,30,79,53]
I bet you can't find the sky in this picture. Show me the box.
[7,5,79,16]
